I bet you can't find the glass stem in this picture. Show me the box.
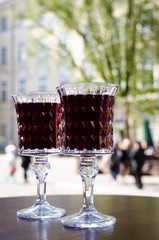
[32,156,51,204]
[79,155,98,211]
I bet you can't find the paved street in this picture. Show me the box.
[1,154,159,198]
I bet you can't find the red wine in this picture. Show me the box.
[56,103,62,149]
[15,102,59,150]
[62,94,115,151]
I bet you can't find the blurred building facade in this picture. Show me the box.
[0,0,70,149]
[0,0,159,150]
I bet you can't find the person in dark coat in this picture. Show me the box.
[110,143,122,180]
[130,141,145,189]
[120,138,131,176]
[21,156,31,183]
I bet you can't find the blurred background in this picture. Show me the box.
[1,0,159,198]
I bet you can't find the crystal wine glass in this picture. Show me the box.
[57,82,118,228]
[12,92,66,220]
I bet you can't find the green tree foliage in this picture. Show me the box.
[20,0,159,137]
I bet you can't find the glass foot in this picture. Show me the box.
[17,201,66,220]
[61,209,116,229]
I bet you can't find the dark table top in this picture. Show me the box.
[0,194,159,240]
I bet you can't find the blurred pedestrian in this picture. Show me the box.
[110,143,122,180]
[153,141,159,159]
[142,140,154,160]
[21,156,31,183]
[130,141,145,189]
[120,138,131,177]
[5,141,18,181]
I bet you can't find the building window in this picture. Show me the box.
[1,47,7,65]
[17,42,27,62]
[37,72,47,91]
[18,77,26,93]
[1,124,6,138]
[0,17,7,31]
[1,81,7,102]
[38,41,48,58]
[59,67,70,85]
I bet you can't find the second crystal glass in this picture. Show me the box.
[12,92,65,220]
[57,82,118,228]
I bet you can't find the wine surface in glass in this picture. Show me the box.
[15,102,59,150]
[63,94,115,151]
